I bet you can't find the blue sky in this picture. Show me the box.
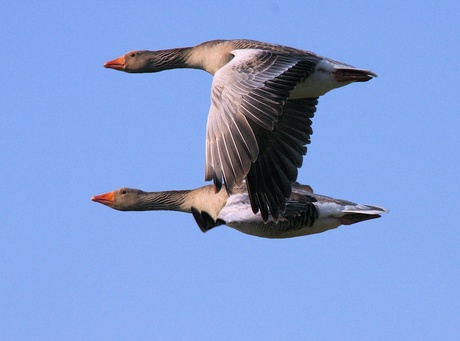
[2,1,459,340]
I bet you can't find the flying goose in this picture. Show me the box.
[104,39,377,221]
[91,183,387,239]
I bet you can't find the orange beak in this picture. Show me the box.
[104,55,125,70]
[91,191,115,207]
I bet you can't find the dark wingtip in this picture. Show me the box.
[335,69,377,82]
[340,213,382,226]
[191,207,224,233]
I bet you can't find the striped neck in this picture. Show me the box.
[136,190,192,212]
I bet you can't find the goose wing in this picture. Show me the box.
[205,49,318,221]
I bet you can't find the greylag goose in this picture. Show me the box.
[91,183,387,239]
[104,39,377,221]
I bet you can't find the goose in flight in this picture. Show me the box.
[104,39,377,221]
[91,183,386,239]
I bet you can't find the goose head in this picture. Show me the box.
[91,188,144,211]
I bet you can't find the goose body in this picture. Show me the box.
[104,39,377,221]
[91,183,387,239]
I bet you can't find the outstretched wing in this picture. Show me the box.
[205,49,319,221]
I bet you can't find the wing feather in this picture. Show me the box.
[205,48,318,220]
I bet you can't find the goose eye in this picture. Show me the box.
[120,190,127,195]
[129,52,136,58]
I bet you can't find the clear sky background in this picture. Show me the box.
[2,1,459,340]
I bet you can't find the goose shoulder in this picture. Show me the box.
[187,39,321,75]
[186,40,236,74]
[182,184,228,219]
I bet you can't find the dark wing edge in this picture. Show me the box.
[191,207,225,233]
[246,98,318,222]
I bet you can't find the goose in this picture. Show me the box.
[91,183,387,239]
[104,39,377,221]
